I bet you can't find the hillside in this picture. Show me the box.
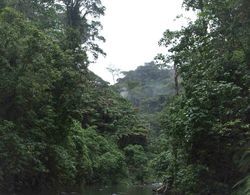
[115,62,175,113]
[115,62,175,135]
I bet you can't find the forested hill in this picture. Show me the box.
[115,62,175,114]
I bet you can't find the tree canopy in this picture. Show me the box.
[0,1,148,193]
[0,0,249,194]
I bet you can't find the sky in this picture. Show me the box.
[89,0,195,84]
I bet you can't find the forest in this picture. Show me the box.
[0,0,249,195]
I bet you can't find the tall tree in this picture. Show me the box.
[155,0,250,193]
[61,0,105,59]
[0,1,147,192]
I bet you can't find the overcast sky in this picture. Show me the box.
[89,0,195,84]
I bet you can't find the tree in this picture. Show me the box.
[0,2,147,192]
[155,0,250,193]
[60,0,106,59]
[106,65,121,84]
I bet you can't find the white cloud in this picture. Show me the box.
[89,0,195,84]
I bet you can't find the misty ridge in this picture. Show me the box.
[115,62,175,109]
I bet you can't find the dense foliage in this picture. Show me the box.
[0,0,249,194]
[151,0,250,194]
[0,1,147,193]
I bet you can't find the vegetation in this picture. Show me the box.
[115,61,175,136]
[116,62,175,112]
[0,0,249,194]
[0,0,147,193]
[150,0,250,194]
